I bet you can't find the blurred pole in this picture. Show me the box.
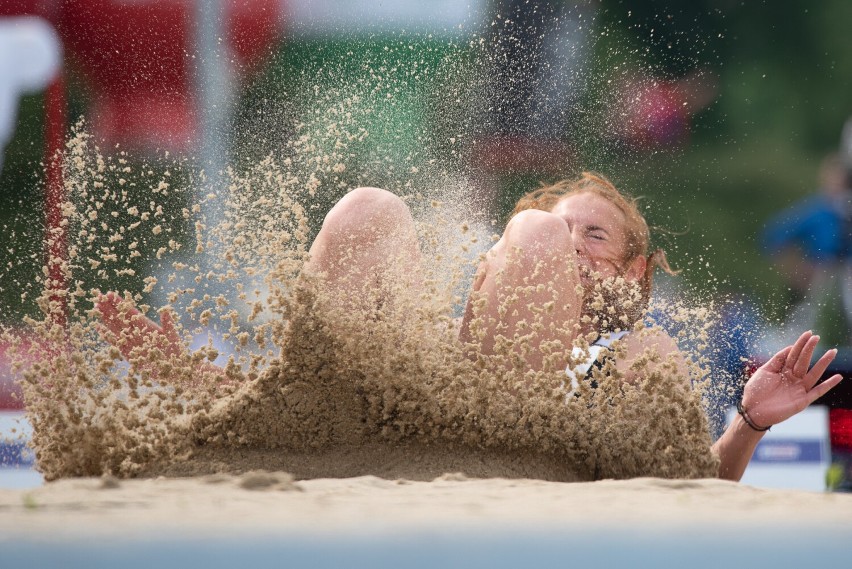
[44,72,67,328]
[194,0,232,259]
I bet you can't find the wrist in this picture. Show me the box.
[737,399,772,432]
[726,415,767,450]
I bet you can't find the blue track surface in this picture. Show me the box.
[3,530,851,569]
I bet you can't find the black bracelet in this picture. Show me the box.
[737,400,771,432]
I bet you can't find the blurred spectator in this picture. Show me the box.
[762,153,852,344]
[475,1,597,164]
[703,293,761,440]
[649,276,760,440]
[488,0,596,141]
[763,155,851,298]
[473,1,718,199]
[608,68,718,151]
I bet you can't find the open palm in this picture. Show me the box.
[742,331,843,429]
[94,291,183,362]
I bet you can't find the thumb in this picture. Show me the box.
[159,309,182,349]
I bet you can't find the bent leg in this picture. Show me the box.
[305,187,422,310]
[459,209,582,372]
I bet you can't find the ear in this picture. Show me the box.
[624,254,647,282]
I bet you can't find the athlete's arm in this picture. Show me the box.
[617,327,690,386]
[713,331,842,481]
[95,291,183,361]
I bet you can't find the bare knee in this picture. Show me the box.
[309,187,417,267]
[502,210,573,258]
[321,187,411,237]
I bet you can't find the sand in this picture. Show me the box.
[14,269,718,483]
[0,128,723,485]
[0,31,757,491]
[1,474,851,541]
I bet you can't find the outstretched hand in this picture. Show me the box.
[95,291,183,362]
[743,331,843,429]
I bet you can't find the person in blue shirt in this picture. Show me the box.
[763,154,852,303]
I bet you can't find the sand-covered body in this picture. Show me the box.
[2,56,735,487]
[18,269,718,483]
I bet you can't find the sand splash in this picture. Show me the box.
[0,129,719,483]
[1,27,726,483]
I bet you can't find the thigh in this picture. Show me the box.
[305,187,423,311]
[459,209,582,372]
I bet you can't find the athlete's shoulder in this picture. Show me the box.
[621,326,681,361]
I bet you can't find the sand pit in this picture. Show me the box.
[16,268,718,483]
[2,474,851,538]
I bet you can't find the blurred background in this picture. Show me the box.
[2,0,850,321]
[1,0,851,489]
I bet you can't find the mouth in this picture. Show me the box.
[577,262,601,286]
[576,254,623,284]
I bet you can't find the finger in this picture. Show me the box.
[95,323,132,360]
[95,291,123,316]
[94,293,119,317]
[95,323,117,345]
[96,304,127,335]
[95,292,138,329]
[793,334,820,378]
[128,309,152,331]
[98,291,120,305]
[804,348,838,389]
[785,331,812,370]
[159,310,182,348]
[807,374,844,405]
[763,346,792,374]
[122,297,142,317]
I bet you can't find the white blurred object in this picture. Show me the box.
[727,405,831,492]
[0,410,42,489]
[0,16,62,171]
[284,0,487,36]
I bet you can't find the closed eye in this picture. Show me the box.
[587,227,609,241]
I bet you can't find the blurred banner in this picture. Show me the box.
[1,0,281,154]
[0,16,61,171]
[0,410,40,489]
[728,406,831,492]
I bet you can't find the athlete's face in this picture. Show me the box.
[550,192,645,283]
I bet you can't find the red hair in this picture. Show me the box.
[512,172,677,306]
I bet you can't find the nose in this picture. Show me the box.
[570,226,586,256]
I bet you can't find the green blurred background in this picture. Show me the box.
[2,0,851,323]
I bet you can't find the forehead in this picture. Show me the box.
[551,192,627,229]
